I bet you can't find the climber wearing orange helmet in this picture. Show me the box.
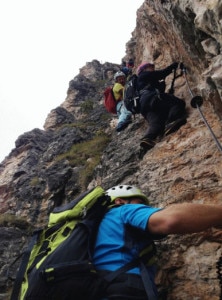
[137,62,187,152]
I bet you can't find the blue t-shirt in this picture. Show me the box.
[93,204,161,274]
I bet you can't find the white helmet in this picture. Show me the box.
[106,185,149,204]
[114,71,126,81]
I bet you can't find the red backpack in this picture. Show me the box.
[104,86,117,114]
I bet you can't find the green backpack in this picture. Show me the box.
[11,186,110,300]
[11,186,159,300]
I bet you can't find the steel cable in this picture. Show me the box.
[181,64,222,154]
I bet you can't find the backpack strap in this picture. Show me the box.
[168,68,177,94]
[139,260,157,300]
[103,223,158,300]
[103,248,157,300]
[103,257,141,282]
[10,231,40,300]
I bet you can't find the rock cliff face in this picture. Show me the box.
[0,1,222,299]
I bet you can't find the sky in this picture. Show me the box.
[0,0,143,162]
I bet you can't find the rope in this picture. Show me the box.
[168,65,183,95]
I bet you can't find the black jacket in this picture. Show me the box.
[137,64,176,92]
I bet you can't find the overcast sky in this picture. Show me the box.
[0,0,143,162]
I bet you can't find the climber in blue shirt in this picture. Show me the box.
[93,184,222,300]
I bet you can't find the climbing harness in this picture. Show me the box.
[181,63,222,154]
[217,256,222,300]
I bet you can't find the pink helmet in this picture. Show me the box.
[137,62,154,75]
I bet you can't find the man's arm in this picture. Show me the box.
[148,203,222,235]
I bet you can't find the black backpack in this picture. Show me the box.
[10,186,110,300]
[123,74,141,115]
[11,186,158,300]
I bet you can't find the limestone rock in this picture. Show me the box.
[0,1,222,299]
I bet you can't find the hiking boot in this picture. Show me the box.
[140,138,155,150]
[164,118,187,136]
[116,120,132,132]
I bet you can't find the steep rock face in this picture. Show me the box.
[0,1,222,299]
[127,0,222,115]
